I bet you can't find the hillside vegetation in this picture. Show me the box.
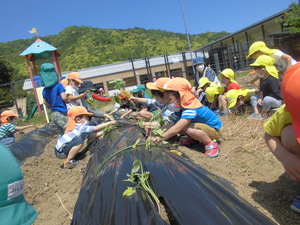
[0,26,229,80]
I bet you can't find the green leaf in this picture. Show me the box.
[131,159,141,174]
[123,187,136,197]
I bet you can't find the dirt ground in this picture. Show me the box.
[18,114,300,225]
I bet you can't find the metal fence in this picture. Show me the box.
[0,79,32,118]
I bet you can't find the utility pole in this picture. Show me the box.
[179,0,195,76]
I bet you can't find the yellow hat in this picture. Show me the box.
[219,68,236,83]
[246,41,278,58]
[249,55,278,79]
[198,77,210,88]
[205,85,225,103]
[226,89,249,109]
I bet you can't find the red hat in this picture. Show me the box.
[281,62,300,143]
[146,77,171,90]
[160,77,202,109]
[65,106,93,133]
[67,72,83,83]
[1,110,18,125]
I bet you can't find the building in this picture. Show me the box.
[23,7,299,94]
[194,8,300,73]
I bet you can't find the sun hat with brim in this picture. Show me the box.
[118,90,132,99]
[160,77,202,109]
[131,85,150,98]
[198,77,211,88]
[219,68,237,83]
[65,106,94,133]
[246,41,278,58]
[205,85,225,103]
[193,57,205,65]
[281,62,300,143]
[78,81,97,94]
[0,143,38,225]
[226,89,249,109]
[146,77,170,90]
[249,55,278,79]
[1,110,18,125]
[67,72,83,83]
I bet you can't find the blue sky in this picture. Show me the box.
[0,0,296,43]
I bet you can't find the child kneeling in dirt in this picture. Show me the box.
[264,62,300,213]
[0,110,35,147]
[54,106,115,169]
[154,77,222,158]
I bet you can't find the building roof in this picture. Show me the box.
[22,52,197,90]
[194,8,290,51]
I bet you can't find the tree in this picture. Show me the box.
[282,2,300,34]
[0,58,14,84]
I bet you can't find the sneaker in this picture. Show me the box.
[205,142,220,158]
[178,135,198,146]
[247,113,265,120]
[291,195,300,213]
[63,159,79,169]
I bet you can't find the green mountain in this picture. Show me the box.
[0,26,229,81]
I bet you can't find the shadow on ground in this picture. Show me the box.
[250,173,300,225]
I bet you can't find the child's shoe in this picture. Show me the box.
[205,142,220,158]
[63,159,79,169]
[291,195,300,213]
[178,135,198,146]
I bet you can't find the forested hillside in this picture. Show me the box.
[0,26,229,81]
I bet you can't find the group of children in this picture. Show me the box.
[1,41,300,214]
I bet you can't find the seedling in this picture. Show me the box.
[123,159,160,214]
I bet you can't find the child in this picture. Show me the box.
[205,85,225,116]
[196,77,216,106]
[130,77,175,124]
[0,110,35,147]
[218,68,241,116]
[263,62,300,212]
[155,77,222,158]
[0,143,38,224]
[248,55,282,119]
[191,57,220,98]
[43,78,69,136]
[54,106,115,169]
[246,41,297,84]
[109,90,136,119]
[225,89,255,115]
[130,84,158,121]
[65,72,86,110]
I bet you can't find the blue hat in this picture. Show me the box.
[193,57,205,65]
[0,143,38,225]
[131,85,150,98]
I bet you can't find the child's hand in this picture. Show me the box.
[151,136,162,143]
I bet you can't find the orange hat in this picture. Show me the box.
[281,62,300,143]
[67,72,83,83]
[161,77,202,109]
[146,77,171,90]
[65,106,93,133]
[1,110,18,125]
[118,90,132,99]
[60,79,68,87]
